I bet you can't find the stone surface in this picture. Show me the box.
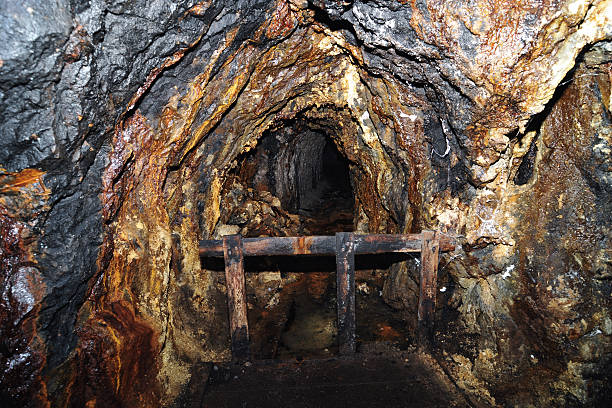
[0,0,611,406]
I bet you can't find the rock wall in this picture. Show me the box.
[0,0,610,406]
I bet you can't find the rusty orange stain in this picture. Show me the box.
[0,203,50,406]
[293,236,312,254]
[186,0,213,17]
[266,0,297,39]
[377,323,402,341]
[0,168,46,193]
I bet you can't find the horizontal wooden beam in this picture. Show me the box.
[200,236,335,257]
[199,233,454,258]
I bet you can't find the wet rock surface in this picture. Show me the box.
[1,0,611,406]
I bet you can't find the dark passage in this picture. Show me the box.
[295,137,353,218]
[202,344,470,408]
[214,122,418,362]
[225,122,355,236]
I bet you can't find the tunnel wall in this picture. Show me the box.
[0,0,611,406]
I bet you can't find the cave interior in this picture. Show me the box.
[0,0,611,407]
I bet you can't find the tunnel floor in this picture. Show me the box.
[201,344,470,408]
[298,177,354,234]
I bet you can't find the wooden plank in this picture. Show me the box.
[200,234,454,258]
[199,239,225,257]
[200,236,336,257]
[353,233,421,254]
[336,232,356,354]
[243,236,336,256]
[223,235,250,360]
[354,233,454,253]
[417,230,440,344]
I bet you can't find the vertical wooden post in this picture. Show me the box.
[223,234,250,360]
[418,230,440,344]
[336,232,356,354]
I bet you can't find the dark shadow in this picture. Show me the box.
[201,252,416,273]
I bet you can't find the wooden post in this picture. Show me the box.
[223,235,250,360]
[418,230,440,344]
[336,232,356,354]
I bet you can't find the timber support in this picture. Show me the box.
[201,231,454,359]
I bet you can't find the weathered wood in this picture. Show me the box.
[206,232,451,357]
[201,236,336,257]
[353,233,421,253]
[223,235,250,360]
[200,234,454,258]
[336,232,356,354]
[417,230,440,344]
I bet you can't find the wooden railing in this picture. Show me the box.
[199,231,454,360]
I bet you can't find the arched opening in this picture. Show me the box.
[220,120,354,237]
[206,115,416,360]
[212,119,355,359]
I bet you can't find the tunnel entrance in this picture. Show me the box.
[210,119,415,360]
[221,121,354,237]
[289,135,353,223]
[215,122,356,359]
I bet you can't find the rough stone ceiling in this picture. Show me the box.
[0,0,611,407]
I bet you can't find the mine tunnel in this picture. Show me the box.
[218,118,355,236]
[1,1,611,407]
[207,116,423,362]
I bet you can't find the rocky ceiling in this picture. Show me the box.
[1,0,611,406]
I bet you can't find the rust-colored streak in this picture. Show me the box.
[266,0,298,39]
[101,112,155,222]
[0,168,46,193]
[292,236,312,255]
[0,207,49,407]
[0,167,50,407]
[185,0,213,17]
[69,301,161,407]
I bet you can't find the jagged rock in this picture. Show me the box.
[1,0,610,406]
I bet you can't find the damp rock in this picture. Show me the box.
[1,1,611,406]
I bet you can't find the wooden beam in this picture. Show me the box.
[201,236,335,257]
[223,235,250,360]
[417,230,440,345]
[336,232,356,354]
[200,234,454,258]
